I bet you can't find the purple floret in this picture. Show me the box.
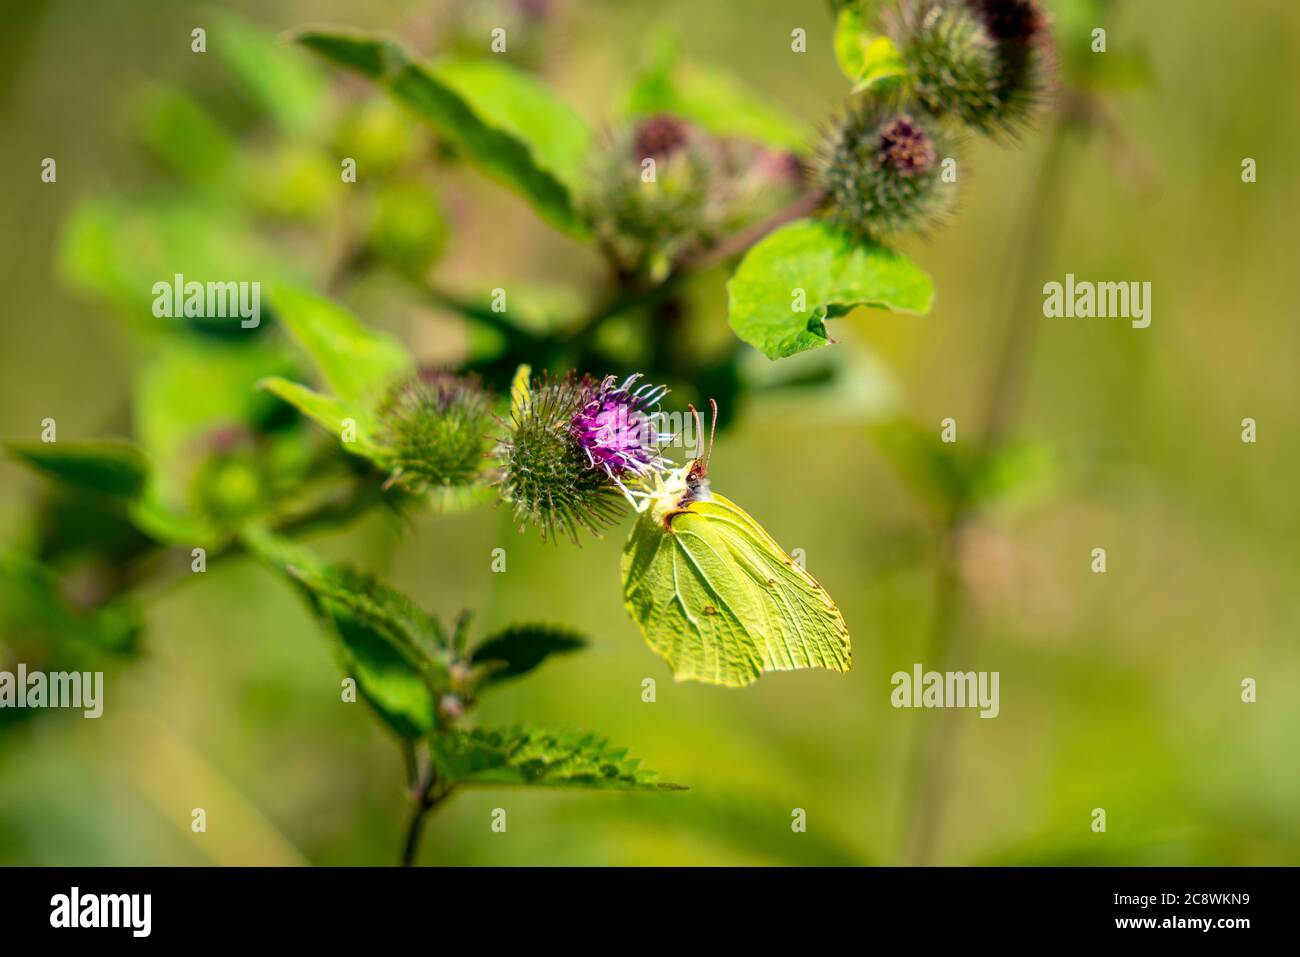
[570,374,669,478]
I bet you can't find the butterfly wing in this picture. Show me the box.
[621,492,852,687]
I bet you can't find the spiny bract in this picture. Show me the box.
[497,374,625,542]
[815,101,954,243]
[376,370,495,492]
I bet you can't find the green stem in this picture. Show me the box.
[556,190,824,350]
[399,741,452,867]
[899,114,1077,865]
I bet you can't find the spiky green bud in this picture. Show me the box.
[495,374,623,542]
[187,428,274,528]
[815,102,954,243]
[966,0,1055,133]
[888,0,1055,136]
[579,115,714,280]
[376,371,495,493]
[891,1,1002,130]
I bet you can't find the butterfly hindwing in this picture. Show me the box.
[622,492,852,687]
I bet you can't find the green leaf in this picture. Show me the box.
[431,727,685,791]
[258,376,383,461]
[834,9,906,91]
[212,12,326,135]
[0,550,142,657]
[297,31,586,235]
[134,338,299,467]
[269,284,412,405]
[5,439,148,499]
[124,338,308,547]
[58,196,305,335]
[245,531,449,739]
[626,36,807,150]
[432,56,592,195]
[470,624,587,688]
[727,218,933,360]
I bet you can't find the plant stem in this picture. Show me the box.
[556,190,824,350]
[979,117,1073,449]
[899,113,1077,865]
[686,188,825,272]
[400,799,432,868]
[399,740,452,867]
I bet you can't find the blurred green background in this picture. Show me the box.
[1,0,1297,866]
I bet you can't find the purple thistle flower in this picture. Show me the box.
[570,374,670,479]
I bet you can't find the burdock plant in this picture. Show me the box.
[12,3,1078,868]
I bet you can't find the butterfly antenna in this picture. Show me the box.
[705,398,718,470]
[687,403,702,461]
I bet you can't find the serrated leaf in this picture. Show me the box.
[297,31,585,235]
[269,284,412,405]
[470,624,587,688]
[5,439,148,499]
[245,531,450,740]
[431,727,685,791]
[727,218,933,360]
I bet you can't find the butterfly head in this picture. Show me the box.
[639,400,715,527]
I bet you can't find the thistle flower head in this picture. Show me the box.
[877,115,939,174]
[968,0,1046,43]
[570,374,671,479]
[962,0,1055,133]
[187,427,272,527]
[633,114,692,162]
[815,101,954,243]
[887,0,1054,136]
[891,0,1002,130]
[376,370,494,492]
[579,116,714,279]
[496,374,626,542]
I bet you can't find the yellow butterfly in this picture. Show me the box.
[621,403,852,687]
